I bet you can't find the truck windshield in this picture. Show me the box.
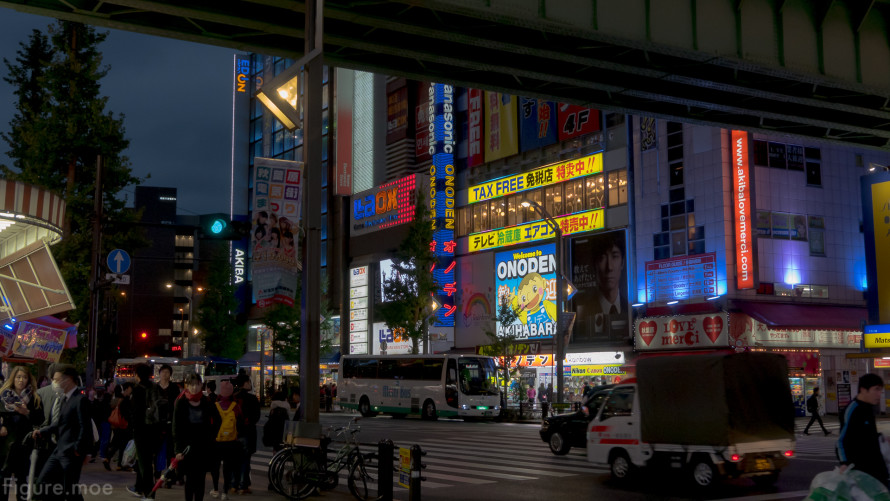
[458,358,499,396]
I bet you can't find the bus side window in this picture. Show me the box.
[446,359,457,384]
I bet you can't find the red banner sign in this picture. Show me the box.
[732,130,754,289]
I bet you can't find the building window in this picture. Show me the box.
[545,185,564,217]
[585,174,605,208]
[808,216,825,256]
[806,161,822,186]
[753,140,768,166]
[768,142,786,169]
[669,162,683,187]
[608,170,628,206]
[666,121,683,187]
[491,198,506,229]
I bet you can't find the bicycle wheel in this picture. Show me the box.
[348,455,382,501]
[267,449,291,494]
[278,448,320,500]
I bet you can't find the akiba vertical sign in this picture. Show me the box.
[428,83,457,327]
[732,130,755,289]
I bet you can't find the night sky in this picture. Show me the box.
[0,9,238,215]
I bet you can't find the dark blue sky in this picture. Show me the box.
[0,10,237,215]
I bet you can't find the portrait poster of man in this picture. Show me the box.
[569,230,629,345]
[495,243,558,341]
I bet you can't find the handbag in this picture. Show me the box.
[109,405,128,430]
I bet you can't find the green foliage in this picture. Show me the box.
[378,194,437,354]
[262,302,301,364]
[196,252,247,360]
[483,297,523,414]
[1,21,146,366]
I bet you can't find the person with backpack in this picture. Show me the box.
[232,374,259,494]
[208,380,246,501]
[263,392,290,452]
[152,364,182,481]
[128,363,158,499]
[803,387,830,436]
[173,373,221,501]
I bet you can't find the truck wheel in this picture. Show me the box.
[689,457,716,488]
[548,432,571,455]
[359,397,375,418]
[609,450,633,482]
[422,400,438,421]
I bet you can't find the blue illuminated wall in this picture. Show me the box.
[429,83,457,327]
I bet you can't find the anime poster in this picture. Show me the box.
[252,157,303,308]
[495,244,557,340]
[569,230,630,345]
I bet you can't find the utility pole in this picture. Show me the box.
[86,156,103,387]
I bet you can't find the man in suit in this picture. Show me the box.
[32,364,92,501]
[587,232,629,342]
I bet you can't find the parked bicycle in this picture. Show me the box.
[268,416,381,501]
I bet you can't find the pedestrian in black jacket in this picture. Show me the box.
[33,365,92,501]
[803,387,830,436]
[838,373,888,486]
[173,373,221,501]
[233,374,259,493]
[130,363,158,499]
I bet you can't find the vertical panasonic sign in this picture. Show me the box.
[429,83,456,327]
[732,130,755,289]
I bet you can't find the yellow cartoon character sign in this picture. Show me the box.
[496,243,558,340]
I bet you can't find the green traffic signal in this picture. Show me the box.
[210,218,227,234]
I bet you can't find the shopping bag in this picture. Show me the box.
[121,440,137,468]
[804,465,890,501]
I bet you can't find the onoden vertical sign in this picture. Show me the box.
[732,131,755,289]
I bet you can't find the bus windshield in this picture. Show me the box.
[206,361,238,376]
[458,357,499,396]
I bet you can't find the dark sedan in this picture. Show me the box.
[539,387,612,455]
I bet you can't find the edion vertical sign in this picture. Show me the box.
[732,130,754,289]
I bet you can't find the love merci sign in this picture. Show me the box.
[634,314,729,351]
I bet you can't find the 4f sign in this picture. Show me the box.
[732,130,755,289]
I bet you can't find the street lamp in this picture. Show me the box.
[423,296,442,355]
[520,199,567,405]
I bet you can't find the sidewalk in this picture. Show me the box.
[76,459,356,501]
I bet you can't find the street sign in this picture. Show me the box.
[107,249,131,274]
[105,273,130,285]
[864,324,890,348]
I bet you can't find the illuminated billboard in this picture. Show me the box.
[731,130,755,289]
[429,83,457,327]
[862,172,890,324]
[351,174,420,237]
[468,152,602,203]
[495,243,557,340]
[645,253,718,303]
[468,208,604,253]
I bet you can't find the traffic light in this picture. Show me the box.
[199,213,251,240]
[140,332,147,339]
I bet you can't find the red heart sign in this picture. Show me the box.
[639,321,657,346]
[703,316,723,343]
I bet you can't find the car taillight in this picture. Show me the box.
[784,450,794,458]
[729,454,741,462]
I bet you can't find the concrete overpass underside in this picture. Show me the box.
[3,0,890,149]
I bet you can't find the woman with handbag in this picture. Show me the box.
[0,366,45,501]
[105,382,133,471]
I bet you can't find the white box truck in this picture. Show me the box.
[586,352,796,488]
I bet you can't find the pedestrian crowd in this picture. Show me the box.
[0,362,265,501]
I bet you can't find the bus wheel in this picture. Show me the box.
[421,400,438,421]
[359,397,375,418]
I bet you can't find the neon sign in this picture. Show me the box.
[235,56,249,93]
[468,208,604,253]
[468,152,602,203]
[429,83,456,327]
[350,174,418,236]
[732,130,754,289]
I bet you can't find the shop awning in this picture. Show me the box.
[734,301,867,330]
[0,240,74,323]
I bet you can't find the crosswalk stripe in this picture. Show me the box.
[408,443,593,473]
[423,457,578,477]
[426,464,537,481]
[420,471,495,484]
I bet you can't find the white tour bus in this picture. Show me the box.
[339,354,501,420]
